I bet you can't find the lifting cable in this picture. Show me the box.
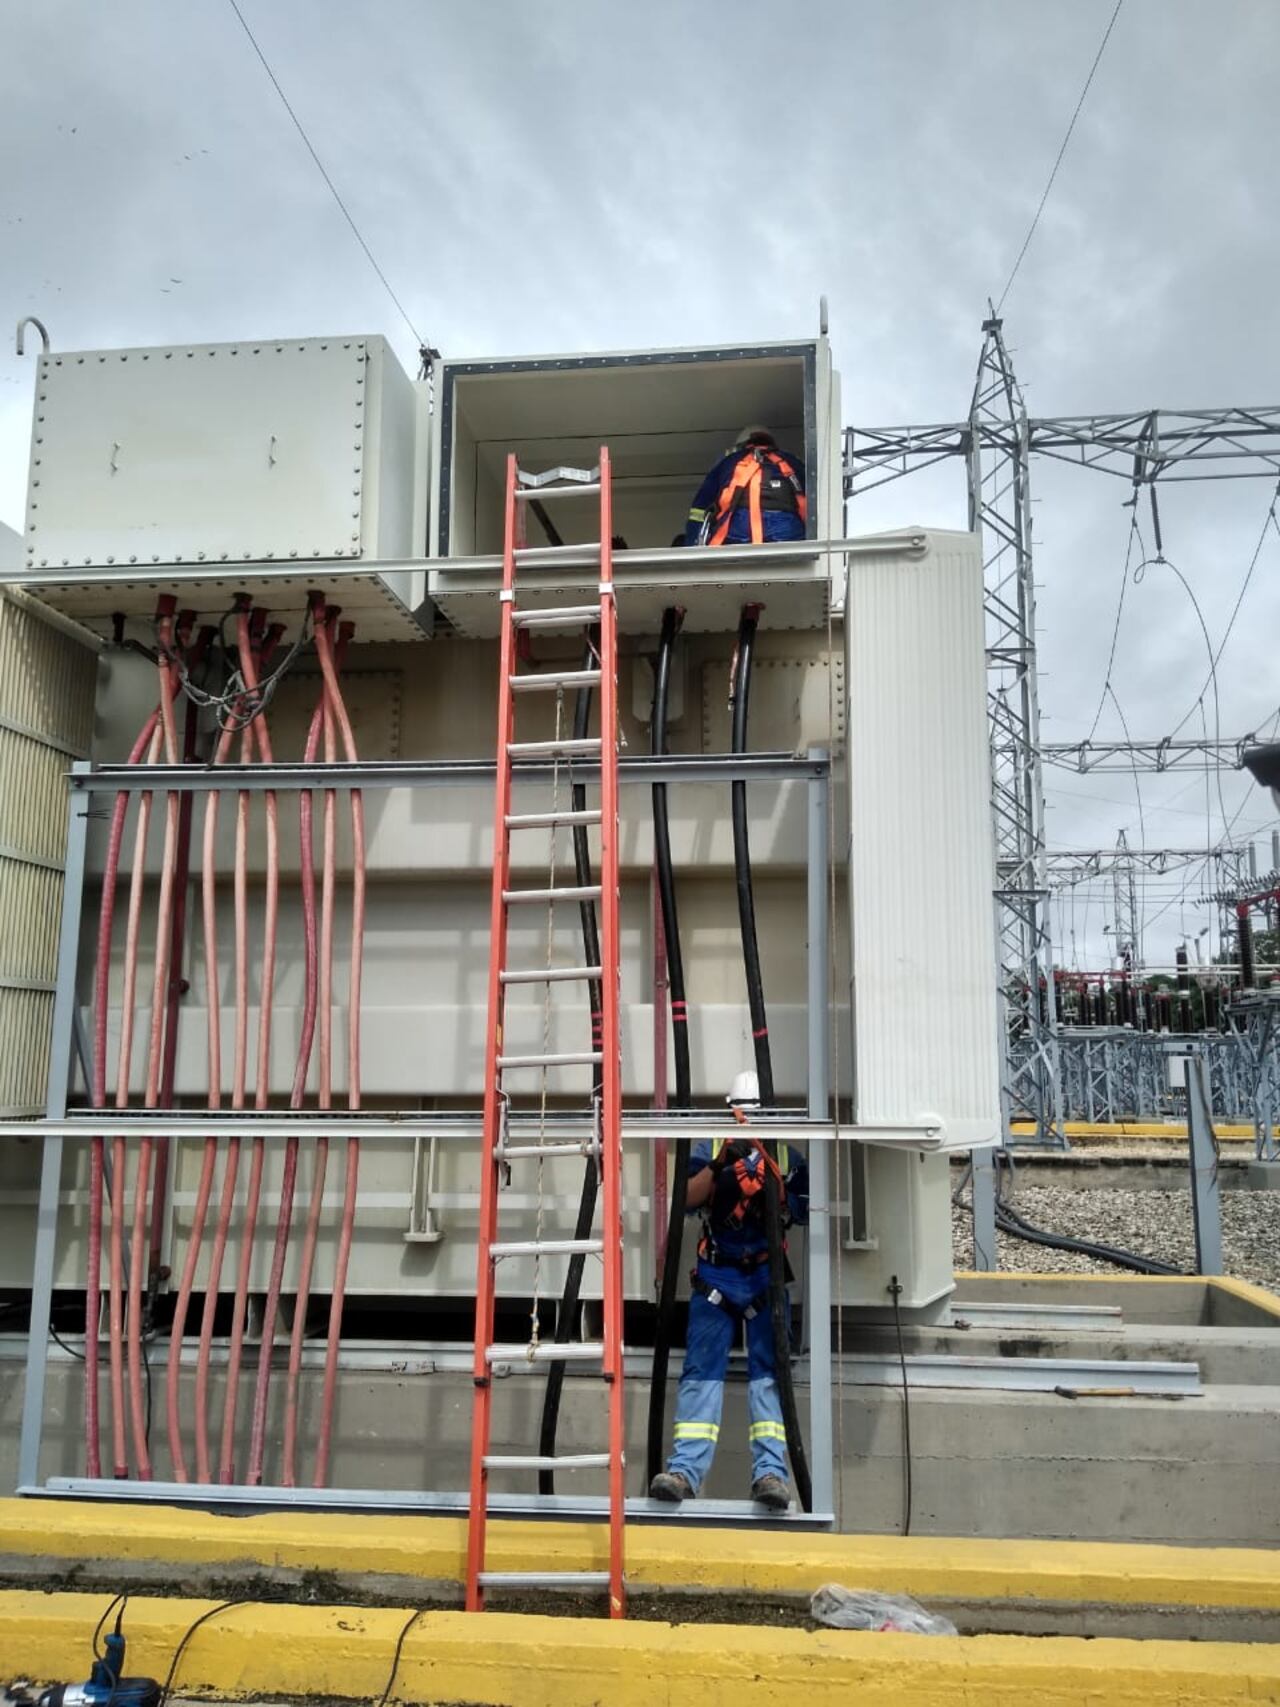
[645,608,692,1487]
[536,629,605,1492]
[730,604,812,1511]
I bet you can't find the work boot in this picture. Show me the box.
[751,1474,791,1511]
[649,1470,694,1503]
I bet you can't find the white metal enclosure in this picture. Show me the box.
[0,328,997,1322]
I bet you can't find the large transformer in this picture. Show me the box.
[0,329,999,1509]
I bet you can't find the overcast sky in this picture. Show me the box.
[3,0,1279,967]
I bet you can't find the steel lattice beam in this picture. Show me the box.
[845,337,1280,1151]
[967,318,1064,1146]
[1041,738,1257,773]
[844,406,1280,497]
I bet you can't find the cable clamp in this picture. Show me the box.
[598,581,614,597]
[499,589,515,603]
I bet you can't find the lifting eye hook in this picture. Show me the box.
[15,316,51,356]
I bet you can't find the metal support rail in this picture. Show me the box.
[16,746,845,1520]
[67,752,830,793]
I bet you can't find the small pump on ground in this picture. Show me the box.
[6,1606,160,1707]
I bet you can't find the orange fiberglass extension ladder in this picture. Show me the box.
[465,448,626,1616]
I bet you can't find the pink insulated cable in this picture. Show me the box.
[312,612,365,1487]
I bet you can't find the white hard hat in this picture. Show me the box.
[726,1070,760,1107]
[735,425,774,447]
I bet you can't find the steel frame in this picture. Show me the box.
[967,319,1064,1148]
[15,746,840,1521]
[845,336,1280,1175]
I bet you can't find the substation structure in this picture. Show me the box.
[845,323,1280,1164]
[2,321,1278,1562]
[0,326,1010,1538]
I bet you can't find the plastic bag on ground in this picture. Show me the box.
[809,1583,958,1636]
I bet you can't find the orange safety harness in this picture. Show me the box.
[708,446,808,546]
[696,1136,789,1270]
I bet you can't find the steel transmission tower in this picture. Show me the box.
[967,317,1065,1145]
[1111,829,1139,971]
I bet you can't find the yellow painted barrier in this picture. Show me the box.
[952,1270,1280,1321]
[3,1592,1279,1707]
[1009,1120,1268,1140]
[1,1500,1278,1612]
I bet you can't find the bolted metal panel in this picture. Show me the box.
[17,336,424,632]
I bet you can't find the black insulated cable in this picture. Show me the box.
[537,629,604,1495]
[993,1197,1183,1276]
[646,608,692,1487]
[730,604,812,1512]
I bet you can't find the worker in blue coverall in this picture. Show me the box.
[682,427,807,548]
[649,1071,808,1511]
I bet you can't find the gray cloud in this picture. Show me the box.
[2,0,1278,964]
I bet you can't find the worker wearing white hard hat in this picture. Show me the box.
[649,1069,808,1511]
[681,427,807,548]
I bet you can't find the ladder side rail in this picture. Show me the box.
[596,446,627,1618]
[466,452,522,1613]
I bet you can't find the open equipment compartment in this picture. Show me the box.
[431,339,839,556]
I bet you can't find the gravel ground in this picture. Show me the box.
[951,1184,1280,1288]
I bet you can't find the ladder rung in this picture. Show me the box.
[510,604,601,628]
[482,1453,611,1472]
[477,1571,613,1590]
[497,1050,603,1070]
[508,737,601,759]
[516,464,599,491]
[486,1341,605,1364]
[514,484,602,502]
[509,669,602,693]
[503,884,601,905]
[496,1141,600,1160]
[505,809,601,831]
[490,1237,603,1259]
[500,964,602,985]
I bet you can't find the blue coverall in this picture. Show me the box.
[682,444,808,547]
[664,1139,808,1493]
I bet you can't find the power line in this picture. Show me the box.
[1164,478,1280,742]
[1085,510,1143,744]
[996,0,1125,313]
[225,0,426,351]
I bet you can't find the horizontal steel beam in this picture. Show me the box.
[847,1352,1201,1395]
[67,751,830,793]
[0,1114,881,1146]
[27,1478,835,1526]
[1041,739,1253,774]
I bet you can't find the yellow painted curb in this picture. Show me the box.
[953,1270,1280,1321]
[1009,1120,1268,1140]
[2,1500,1278,1612]
[3,1592,1279,1707]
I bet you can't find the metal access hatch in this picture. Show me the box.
[15,335,428,641]
[428,338,843,635]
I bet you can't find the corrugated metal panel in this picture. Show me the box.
[0,859,63,982]
[846,529,1000,1150]
[0,591,97,1115]
[0,986,55,1116]
[0,591,96,755]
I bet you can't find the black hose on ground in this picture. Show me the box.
[645,608,692,1488]
[993,1197,1183,1277]
[537,629,604,1494]
[730,604,813,1511]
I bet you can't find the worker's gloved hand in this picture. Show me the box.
[710,1141,749,1175]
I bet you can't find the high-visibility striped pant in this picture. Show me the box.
[666,1284,787,1492]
